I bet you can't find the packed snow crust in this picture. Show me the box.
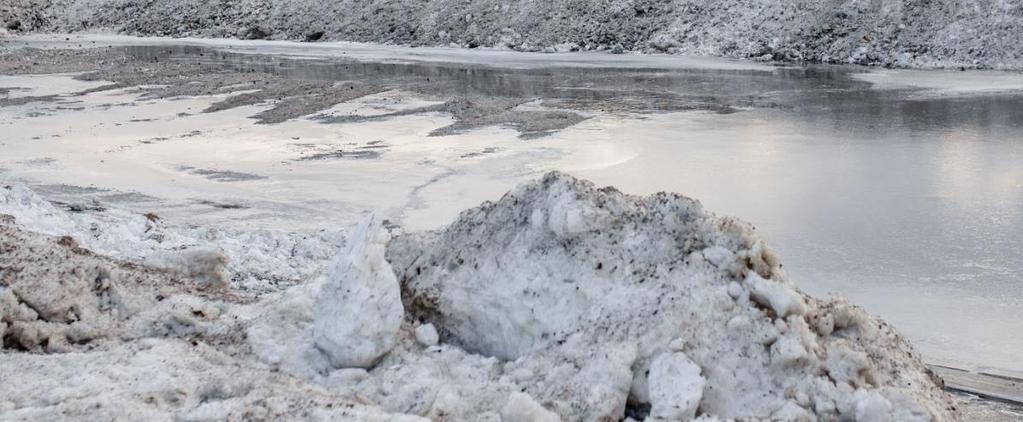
[1,174,959,420]
[4,0,1023,69]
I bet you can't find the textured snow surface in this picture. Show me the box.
[5,0,1023,69]
[1,173,959,420]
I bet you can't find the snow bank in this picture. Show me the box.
[12,0,1023,69]
[1,173,959,420]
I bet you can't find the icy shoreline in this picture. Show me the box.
[1,174,961,420]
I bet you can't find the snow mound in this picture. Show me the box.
[386,171,957,420]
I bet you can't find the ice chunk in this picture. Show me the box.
[501,392,560,422]
[648,352,705,421]
[415,323,439,347]
[854,390,894,422]
[313,214,403,369]
[702,245,735,268]
[771,401,812,421]
[146,248,229,290]
[745,272,806,318]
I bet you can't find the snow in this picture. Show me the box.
[313,214,404,369]
[1,173,959,420]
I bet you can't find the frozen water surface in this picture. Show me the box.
[2,36,1022,375]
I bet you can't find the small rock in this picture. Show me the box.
[304,31,325,42]
[243,26,270,40]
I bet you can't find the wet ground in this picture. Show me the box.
[2,35,1023,394]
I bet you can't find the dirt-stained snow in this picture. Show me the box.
[1,173,959,420]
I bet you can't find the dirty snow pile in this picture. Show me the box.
[6,0,1023,70]
[0,212,420,420]
[1,173,959,420]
